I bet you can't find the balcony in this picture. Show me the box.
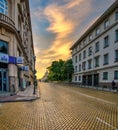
[0,13,15,30]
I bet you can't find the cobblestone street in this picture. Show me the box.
[0,83,118,130]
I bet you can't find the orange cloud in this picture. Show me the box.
[33,0,93,78]
[66,0,83,8]
[44,4,75,39]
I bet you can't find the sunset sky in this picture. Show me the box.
[29,0,115,79]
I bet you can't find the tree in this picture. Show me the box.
[47,59,74,82]
[47,59,64,81]
[62,59,74,82]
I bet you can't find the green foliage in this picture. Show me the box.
[47,59,74,82]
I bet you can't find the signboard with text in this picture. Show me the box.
[9,56,16,64]
[16,57,24,64]
[19,66,29,71]
[23,66,29,71]
[0,53,9,63]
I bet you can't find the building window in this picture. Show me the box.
[75,76,77,81]
[104,20,109,29]
[115,11,118,20]
[88,59,92,69]
[0,0,8,14]
[104,54,109,65]
[89,34,93,41]
[78,76,81,81]
[104,36,109,48]
[75,66,77,72]
[95,56,99,67]
[116,30,118,42]
[75,55,77,63]
[0,40,8,54]
[79,53,81,61]
[95,42,99,52]
[88,46,92,56]
[115,50,118,62]
[82,61,86,70]
[103,72,108,80]
[96,28,100,36]
[83,50,86,59]
[83,39,86,46]
[79,64,81,72]
[114,71,118,79]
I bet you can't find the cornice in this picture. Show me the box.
[70,0,118,50]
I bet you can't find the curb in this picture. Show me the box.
[0,96,40,103]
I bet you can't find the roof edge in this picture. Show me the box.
[70,0,118,50]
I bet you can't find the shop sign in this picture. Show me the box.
[0,53,9,63]
[9,56,16,64]
[16,57,24,64]
[23,66,29,71]
[20,66,29,71]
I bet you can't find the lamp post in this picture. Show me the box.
[33,56,36,94]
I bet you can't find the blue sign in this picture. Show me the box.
[0,53,25,64]
[19,66,29,71]
[24,66,29,71]
[9,56,16,64]
[0,53,9,63]
[16,57,24,64]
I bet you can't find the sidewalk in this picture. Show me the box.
[74,84,118,93]
[57,82,118,93]
[0,85,40,103]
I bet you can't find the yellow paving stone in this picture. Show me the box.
[0,83,117,130]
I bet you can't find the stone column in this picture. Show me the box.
[8,64,19,93]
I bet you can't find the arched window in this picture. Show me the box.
[0,0,8,15]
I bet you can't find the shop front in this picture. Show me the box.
[0,51,29,93]
[0,64,8,92]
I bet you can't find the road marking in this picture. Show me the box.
[69,89,116,105]
[96,117,118,130]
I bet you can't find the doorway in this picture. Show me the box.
[0,69,8,92]
[82,75,87,85]
[94,74,99,86]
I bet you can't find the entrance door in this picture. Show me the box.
[0,69,8,92]
[88,75,92,86]
[94,74,99,86]
[82,75,87,85]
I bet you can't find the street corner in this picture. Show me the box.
[0,94,40,103]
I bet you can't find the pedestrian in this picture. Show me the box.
[112,80,116,90]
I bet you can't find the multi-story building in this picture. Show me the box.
[0,0,35,94]
[70,0,118,89]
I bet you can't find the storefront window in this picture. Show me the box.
[0,40,8,54]
[0,0,8,14]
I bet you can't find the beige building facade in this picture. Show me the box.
[0,0,35,93]
[71,1,118,89]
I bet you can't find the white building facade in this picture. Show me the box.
[70,1,118,89]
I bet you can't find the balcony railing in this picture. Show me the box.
[0,13,15,27]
